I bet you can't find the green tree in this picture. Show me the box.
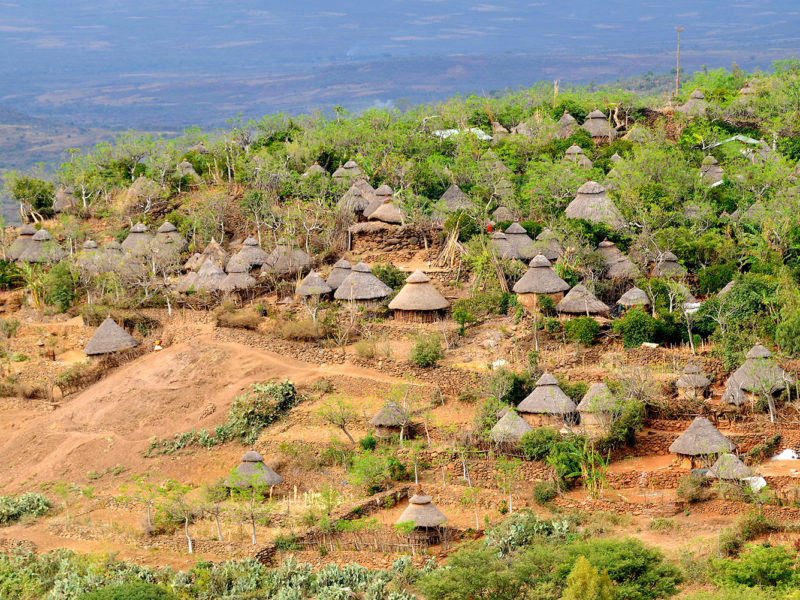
[562,556,616,600]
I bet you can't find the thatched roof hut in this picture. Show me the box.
[556,111,578,139]
[577,383,617,430]
[9,224,36,260]
[708,454,752,481]
[492,121,510,140]
[565,181,625,229]
[739,82,756,96]
[334,262,392,303]
[191,259,227,292]
[556,284,610,315]
[513,254,570,310]
[105,240,122,253]
[177,159,199,179]
[18,229,63,263]
[370,401,410,438]
[563,144,586,164]
[326,259,352,292]
[338,182,374,215]
[650,251,686,278]
[332,160,363,183]
[296,270,332,297]
[437,184,472,215]
[669,417,735,466]
[375,184,393,198]
[617,287,651,308]
[677,89,710,117]
[389,271,449,322]
[529,228,563,261]
[156,221,188,252]
[700,155,724,187]
[302,162,327,178]
[231,237,268,269]
[517,374,576,426]
[597,240,638,279]
[84,317,139,356]
[722,344,793,406]
[504,223,535,259]
[481,150,512,174]
[492,206,515,222]
[368,199,405,224]
[184,239,228,271]
[396,491,447,528]
[53,187,77,213]
[676,363,711,397]
[581,109,616,142]
[489,232,519,260]
[262,245,312,277]
[218,260,256,292]
[121,223,153,254]
[227,450,283,488]
[490,410,533,443]
[610,152,623,164]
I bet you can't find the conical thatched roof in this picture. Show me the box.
[53,187,77,213]
[155,221,188,252]
[677,89,710,117]
[263,245,312,276]
[610,152,623,163]
[370,402,409,427]
[332,159,363,182]
[82,240,99,250]
[739,81,756,96]
[669,417,735,456]
[227,450,283,488]
[9,225,36,260]
[121,223,153,254]
[396,491,447,527]
[192,259,226,292]
[368,199,405,224]
[518,373,576,415]
[218,259,256,292]
[581,109,616,140]
[302,162,327,178]
[375,184,393,197]
[556,111,578,139]
[439,184,472,212]
[650,251,687,278]
[505,223,536,259]
[338,182,374,215]
[708,454,752,480]
[231,237,268,269]
[489,410,533,443]
[193,239,228,270]
[617,287,651,307]
[556,284,609,315]
[326,259,352,291]
[700,155,724,186]
[490,232,519,260]
[564,144,585,163]
[597,240,638,279]
[565,181,625,228]
[18,229,62,263]
[576,155,594,169]
[334,262,392,301]
[296,270,332,297]
[577,382,616,413]
[389,270,449,311]
[513,254,570,295]
[676,363,711,390]
[722,343,792,405]
[481,150,512,174]
[492,206,515,222]
[105,240,122,252]
[529,228,563,261]
[84,317,139,356]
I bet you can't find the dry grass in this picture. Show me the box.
[214,305,262,330]
[275,319,323,341]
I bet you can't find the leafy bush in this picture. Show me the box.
[564,316,599,346]
[676,474,708,503]
[276,318,323,341]
[775,312,800,357]
[371,263,407,290]
[0,492,51,524]
[453,291,512,318]
[349,453,391,494]
[452,305,476,335]
[613,308,658,348]
[520,428,560,461]
[0,260,22,290]
[273,533,301,551]
[538,294,556,316]
[712,545,796,588]
[746,434,782,464]
[0,318,20,339]
[358,432,377,451]
[44,261,76,312]
[595,400,645,452]
[79,583,177,600]
[533,481,558,505]
[409,333,444,367]
[698,263,736,295]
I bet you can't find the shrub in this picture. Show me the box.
[349,453,391,493]
[409,333,444,367]
[746,434,781,464]
[613,308,658,348]
[0,260,23,290]
[712,545,796,588]
[78,583,177,600]
[0,492,50,524]
[359,432,377,451]
[676,474,708,503]
[273,533,301,551]
[648,518,677,531]
[538,294,556,316]
[533,481,558,505]
[371,263,407,290]
[0,318,20,339]
[354,338,378,358]
[545,317,561,333]
[226,380,301,444]
[775,312,800,357]
[735,509,779,540]
[697,262,736,295]
[214,305,262,330]
[452,305,476,336]
[564,316,599,346]
[276,318,322,341]
[520,428,560,461]
[44,261,76,313]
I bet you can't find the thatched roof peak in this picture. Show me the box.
[530,254,552,268]
[32,229,51,241]
[84,317,139,356]
[577,180,605,194]
[396,491,447,527]
[228,450,283,488]
[243,237,259,246]
[617,287,650,307]
[512,254,569,295]
[505,222,527,234]
[333,258,351,269]
[296,271,332,297]
[157,221,177,233]
[586,108,607,119]
[370,401,409,427]
[577,382,616,413]
[702,155,719,166]
[353,262,371,273]
[536,373,559,386]
[130,222,149,233]
[669,417,735,456]
[375,184,393,196]
[82,240,99,249]
[368,199,405,224]
[556,284,610,314]
[565,144,584,156]
[746,343,771,359]
[492,206,515,222]
[19,224,37,235]
[690,89,705,99]
[334,263,392,301]
[610,152,623,163]
[389,270,449,312]
[242,450,263,462]
[439,184,471,212]
[518,374,576,415]
[558,111,577,125]
[406,270,430,284]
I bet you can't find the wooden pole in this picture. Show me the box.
[675,27,684,97]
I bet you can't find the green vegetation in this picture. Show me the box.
[0,492,50,524]
[409,333,444,367]
[564,316,600,346]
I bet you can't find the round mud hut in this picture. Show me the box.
[9,224,37,261]
[262,244,312,277]
[617,287,651,310]
[489,410,533,444]
[517,373,577,428]
[156,221,188,252]
[650,251,687,278]
[333,262,392,306]
[18,229,62,264]
[563,144,586,164]
[84,317,139,356]
[396,490,447,543]
[669,417,735,469]
[529,228,563,261]
[722,343,793,407]
[370,401,411,439]
[597,240,638,279]
[556,111,578,139]
[121,223,153,254]
[219,260,256,292]
[231,237,268,269]
[512,254,570,312]
[581,109,617,143]
[302,162,327,178]
[677,89,710,117]
[296,270,332,299]
[676,363,711,399]
[325,259,352,292]
[565,181,625,229]
[556,284,610,316]
[389,270,449,323]
[332,159,363,184]
[227,450,283,491]
[489,231,520,260]
[505,223,536,259]
[577,383,617,433]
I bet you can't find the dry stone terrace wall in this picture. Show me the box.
[349,223,444,256]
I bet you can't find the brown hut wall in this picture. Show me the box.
[392,309,448,323]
